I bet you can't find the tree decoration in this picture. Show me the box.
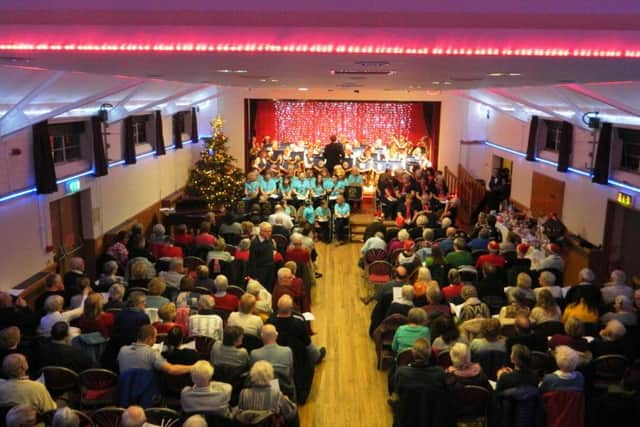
[185,115,244,209]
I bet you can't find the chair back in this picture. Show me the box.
[221,232,241,246]
[592,354,629,385]
[272,234,289,255]
[396,348,415,367]
[0,401,17,427]
[365,248,387,264]
[40,366,79,397]
[498,385,542,427]
[471,349,507,381]
[160,372,192,397]
[533,321,564,338]
[388,248,404,266]
[195,335,216,358]
[456,385,491,422]
[194,286,210,295]
[501,324,517,338]
[184,256,206,272]
[530,351,557,380]
[144,407,181,426]
[542,390,585,427]
[91,407,124,427]
[366,260,394,285]
[436,350,452,369]
[227,285,245,299]
[79,368,118,407]
[235,411,278,427]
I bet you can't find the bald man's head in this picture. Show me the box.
[277,294,294,314]
[121,406,146,427]
[261,324,278,344]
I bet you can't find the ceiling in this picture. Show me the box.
[2,1,640,133]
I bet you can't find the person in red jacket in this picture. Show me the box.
[78,293,115,338]
[173,224,194,246]
[212,275,239,312]
[284,234,311,265]
[475,241,506,270]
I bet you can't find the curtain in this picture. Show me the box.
[592,122,613,184]
[423,102,441,169]
[32,120,58,194]
[154,110,166,156]
[526,116,539,161]
[91,116,108,177]
[191,107,199,143]
[556,121,573,172]
[123,116,136,165]
[252,100,429,145]
[172,111,184,149]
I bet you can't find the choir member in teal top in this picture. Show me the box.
[260,171,278,198]
[347,167,364,186]
[280,175,293,200]
[292,171,308,198]
[244,170,260,199]
[302,200,316,224]
[314,199,331,243]
[333,194,351,244]
[310,175,325,200]
[322,175,335,196]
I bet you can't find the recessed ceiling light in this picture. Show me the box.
[488,72,504,77]
[508,72,522,76]
[432,81,440,85]
[217,69,232,73]
[270,79,279,82]
[298,87,309,91]
[234,69,248,73]
[443,81,452,85]
[259,79,267,82]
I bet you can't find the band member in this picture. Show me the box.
[252,150,269,173]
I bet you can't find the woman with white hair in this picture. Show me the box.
[237,360,297,421]
[5,404,37,427]
[181,360,232,417]
[601,269,633,306]
[52,407,79,427]
[445,342,491,390]
[534,271,562,300]
[38,286,90,337]
[246,279,273,320]
[96,260,125,292]
[388,228,410,254]
[601,295,637,326]
[539,345,584,393]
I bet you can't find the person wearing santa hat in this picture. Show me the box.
[534,243,565,273]
[475,241,506,270]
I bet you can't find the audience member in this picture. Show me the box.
[104,283,126,311]
[159,258,185,290]
[539,345,584,393]
[228,294,264,337]
[79,293,115,337]
[601,269,634,306]
[5,404,37,427]
[113,292,151,345]
[0,354,56,415]
[212,275,240,312]
[600,295,637,326]
[392,308,430,353]
[161,326,199,365]
[237,361,297,421]
[189,295,224,340]
[495,344,538,392]
[458,285,491,323]
[51,406,79,427]
[38,289,89,337]
[446,342,491,390]
[39,321,94,373]
[181,360,232,417]
[210,325,250,369]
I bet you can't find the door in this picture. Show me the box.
[604,200,640,278]
[50,191,85,273]
[530,172,565,217]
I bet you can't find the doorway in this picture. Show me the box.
[603,200,640,279]
[50,191,86,273]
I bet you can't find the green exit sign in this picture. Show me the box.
[64,179,81,194]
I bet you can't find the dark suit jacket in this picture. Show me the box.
[0,307,38,336]
[272,225,291,240]
[248,237,276,290]
[114,308,150,345]
[323,142,344,172]
[63,271,85,306]
[38,341,95,373]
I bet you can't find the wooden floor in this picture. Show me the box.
[298,241,393,427]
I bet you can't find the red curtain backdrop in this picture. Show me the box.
[253,100,429,145]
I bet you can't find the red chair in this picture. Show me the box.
[366,260,394,287]
[79,368,118,408]
[542,391,585,427]
[364,248,388,267]
[388,248,404,266]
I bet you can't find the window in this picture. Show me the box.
[544,121,563,152]
[618,128,640,172]
[50,134,81,164]
[132,120,148,145]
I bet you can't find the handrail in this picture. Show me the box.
[443,165,486,225]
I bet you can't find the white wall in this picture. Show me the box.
[462,100,640,246]
[0,109,217,289]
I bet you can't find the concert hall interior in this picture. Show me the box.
[1,1,640,427]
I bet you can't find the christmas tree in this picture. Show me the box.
[185,116,245,209]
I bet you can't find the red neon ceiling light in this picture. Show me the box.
[1,42,639,58]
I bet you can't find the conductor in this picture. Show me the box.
[323,135,345,174]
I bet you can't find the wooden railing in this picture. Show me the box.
[443,165,487,225]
